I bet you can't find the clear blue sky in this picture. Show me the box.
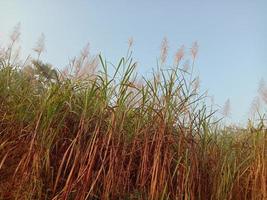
[0,0,267,124]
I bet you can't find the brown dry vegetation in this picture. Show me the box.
[0,30,266,200]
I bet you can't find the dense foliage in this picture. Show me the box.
[0,34,266,199]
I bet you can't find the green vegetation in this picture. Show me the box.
[0,32,266,200]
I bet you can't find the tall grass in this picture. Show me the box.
[0,33,266,199]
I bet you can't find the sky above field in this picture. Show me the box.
[0,0,267,124]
